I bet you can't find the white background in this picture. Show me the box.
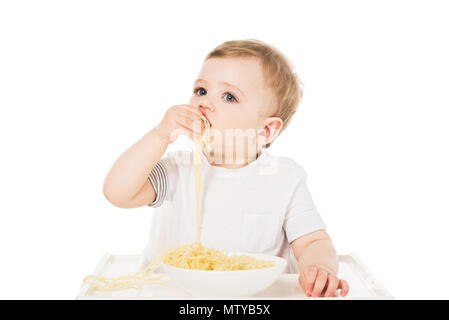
[1,0,448,299]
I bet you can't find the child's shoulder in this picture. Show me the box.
[262,151,308,180]
[272,153,304,169]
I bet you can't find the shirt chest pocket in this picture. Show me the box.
[240,212,281,253]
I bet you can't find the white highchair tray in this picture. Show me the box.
[77,252,393,299]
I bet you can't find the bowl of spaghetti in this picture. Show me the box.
[161,242,287,297]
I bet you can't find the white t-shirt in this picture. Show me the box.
[141,148,326,273]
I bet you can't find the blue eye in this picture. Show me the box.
[224,93,237,103]
[193,87,238,103]
[194,87,207,96]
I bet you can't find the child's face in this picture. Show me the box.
[189,57,282,162]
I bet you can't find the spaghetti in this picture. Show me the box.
[162,242,275,271]
[82,115,274,292]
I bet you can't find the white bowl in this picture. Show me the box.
[161,252,287,297]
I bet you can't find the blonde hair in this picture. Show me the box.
[204,39,303,148]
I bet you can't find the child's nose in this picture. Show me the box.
[199,104,214,113]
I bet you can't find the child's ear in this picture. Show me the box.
[257,117,283,145]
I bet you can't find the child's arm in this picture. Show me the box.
[291,230,349,297]
[103,104,203,208]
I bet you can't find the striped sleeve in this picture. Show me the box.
[147,161,168,208]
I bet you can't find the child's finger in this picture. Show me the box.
[176,111,203,130]
[311,269,328,297]
[298,274,307,295]
[324,275,339,297]
[299,271,315,297]
[338,279,350,297]
[302,266,318,296]
[189,117,205,136]
[320,273,332,296]
[179,109,203,125]
[177,117,202,136]
[178,104,204,117]
[168,126,193,142]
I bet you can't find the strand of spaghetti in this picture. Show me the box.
[83,272,168,291]
[195,115,210,242]
[81,254,165,287]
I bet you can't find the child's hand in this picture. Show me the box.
[298,265,349,297]
[154,104,204,144]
